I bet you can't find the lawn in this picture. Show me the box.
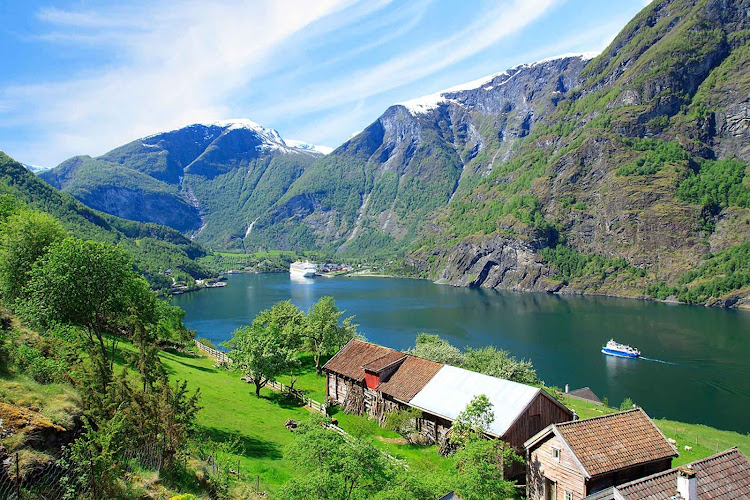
[134,345,458,495]
[112,343,750,495]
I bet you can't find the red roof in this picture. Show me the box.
[322,339,444,401]
[376,356,443,402]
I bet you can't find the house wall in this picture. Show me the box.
[326,372,360,406]
[527,435,587,500]
[504,392,573,452]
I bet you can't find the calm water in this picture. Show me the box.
[173,273,750,433]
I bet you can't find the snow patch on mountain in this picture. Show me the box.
[285,140,333,155]
[396,52,599,115]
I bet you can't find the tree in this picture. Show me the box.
[303,296,357,375]
[0,209,65,301]
[453,438,520,500]
[383,408,422,444]
[225,305,298,396]
[463,346,539,384]
[453,394,495,442]
[620,397,637,411]
[282,414,392,500]
[406,333,465,366]
[21,238,158,379]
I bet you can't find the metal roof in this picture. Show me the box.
[408,365,541,437]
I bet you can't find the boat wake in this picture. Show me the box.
[639,356,678,366]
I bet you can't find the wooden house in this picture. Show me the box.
[524,409,679,500]
[323,339,573,456]
[585,447,750,499]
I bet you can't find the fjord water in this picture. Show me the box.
[173,273,750,433]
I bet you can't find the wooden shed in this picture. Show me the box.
[323,339,574,461]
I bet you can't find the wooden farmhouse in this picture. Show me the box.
[524,409,679,500]
[323,339,573,453]
[585,446,750,499]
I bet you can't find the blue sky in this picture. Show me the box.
[0,0,650,167]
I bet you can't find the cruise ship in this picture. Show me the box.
[601,339,641,358]
[290,260,317,278]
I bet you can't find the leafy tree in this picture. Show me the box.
[452,394,495,445]
[407,333,465,366]
[383,408,422,444]
[21,238,158,378]
[0,208,65,301]
[463,346,539,385]
[454,438,521,500]
[225,305,299,396]
[620,397,636,411]
[282,414,392,500]
[303,296,358,375]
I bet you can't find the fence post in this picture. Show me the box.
[237,459,240,478]
[256,474,260,493]
[15,452,20,500]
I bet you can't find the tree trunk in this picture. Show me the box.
[255,381,262,397]
[315,352,322,375]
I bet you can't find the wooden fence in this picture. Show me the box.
[194,340,231,365]
[194,340,326,414]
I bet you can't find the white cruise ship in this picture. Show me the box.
[290,260,317,278]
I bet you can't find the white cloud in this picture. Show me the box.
[1,0,351,166]
[254,0,562,119]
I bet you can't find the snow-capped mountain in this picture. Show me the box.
[42,119,322,244]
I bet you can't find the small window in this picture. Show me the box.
[552,447,561,461]
[565,491,573,500]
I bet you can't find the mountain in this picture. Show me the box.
[0,151,210,288]
[248,54,593,256]
[415,0,750,307]
[253,0,749,307]
[23,163,52,174]
[42,120,323,249]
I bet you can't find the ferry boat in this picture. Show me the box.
[290,260,317,278]
[601,339,641,358]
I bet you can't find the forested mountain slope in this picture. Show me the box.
[42,120,322,250]
[415,0,750,307]
[248,55,591,256]
[0,152,210,288]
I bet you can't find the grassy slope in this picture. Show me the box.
[129,347,453,495]
[144,345,749,494]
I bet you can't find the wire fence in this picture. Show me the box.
[0,439,246,499]
[0,452,86,500]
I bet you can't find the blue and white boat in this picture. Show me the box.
[601,339,641,358]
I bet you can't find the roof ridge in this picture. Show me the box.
[617,447,746,491]
[556,407,645,428]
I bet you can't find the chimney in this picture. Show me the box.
[565,384,569,393]
[676,466,697,500]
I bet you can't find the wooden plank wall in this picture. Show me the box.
[527,435,587,500]
[504,392,573,451]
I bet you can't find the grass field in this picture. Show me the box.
[142,346,456,495]
[108,342,750,495]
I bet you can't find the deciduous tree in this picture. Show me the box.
[303,296,357,375]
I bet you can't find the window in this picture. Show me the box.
[552,447,561,461]
[565,491,573,500]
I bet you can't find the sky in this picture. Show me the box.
[0,0,651,168]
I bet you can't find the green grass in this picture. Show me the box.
[113,344,457,495]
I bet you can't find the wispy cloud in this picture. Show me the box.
[256,0,561,119]
[0,0,353,166]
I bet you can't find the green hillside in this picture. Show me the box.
[0,152,211,288]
